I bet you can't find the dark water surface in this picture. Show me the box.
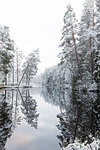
[0,87,60,150]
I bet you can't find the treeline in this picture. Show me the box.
[42,0,100,92]
[42,64,71,90]
[0,25,40,86]
[41,0,100,147]
[41,63,100,148]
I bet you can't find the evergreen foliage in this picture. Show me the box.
[0,25,15,85]
[41,1,100,149]
[93,0,100,83]
[22,49,40,86]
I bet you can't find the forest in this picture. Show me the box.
[42,0,100,93]
[0,25,40,87]
[0,0,100,149]
[41,0,100,149]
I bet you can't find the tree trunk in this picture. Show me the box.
[18,59,32,86]
[74,110,79,140]
[71,25,81,75]
[5,76,7,85]
[90,3,95,75]
[17,50,19,85]
[90,38,94,74]
[12,66,14,84]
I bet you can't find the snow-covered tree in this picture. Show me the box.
[14,47,24,85]
[41,64,71,91]
[21,49,40,86]
[93,0,100,84]
[58,4,80,73]
[76,0,98,92]
[0,25,15,85]
[78,0,96,75]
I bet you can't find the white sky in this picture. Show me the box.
[0,0,84,73]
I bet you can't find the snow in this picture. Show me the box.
[63,138,100,150]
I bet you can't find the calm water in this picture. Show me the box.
[0,87,60,150]
[0,86,100,150]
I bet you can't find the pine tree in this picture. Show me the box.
[0,25,15,85]
[93,0,100,84]
[78,0,96,89]
[21,49,40,86]
[58,4,80,73]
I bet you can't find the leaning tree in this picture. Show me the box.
[19,49,40,86]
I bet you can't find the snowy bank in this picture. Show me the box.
[62,139,100,150]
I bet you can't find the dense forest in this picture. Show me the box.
[0,0,100,149]
[42,0,100,92]
[41,0,100,149]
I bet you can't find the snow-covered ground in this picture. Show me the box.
[63,138,100,150]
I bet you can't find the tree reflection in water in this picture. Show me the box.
[41,86,100,149]
[0,88,39,149]
[0,90,13,150]
[19,89,39,129]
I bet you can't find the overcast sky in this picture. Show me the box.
[0,0,84,73]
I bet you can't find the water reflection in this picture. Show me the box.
[0,90,13,150]
[41,86,71,110]
[41,86,100,149]
[19,89,39,129]
[0,88,39,149]
[0,86,99,150]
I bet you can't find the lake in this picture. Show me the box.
[0,87,60,150]
[0,86,100,150]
